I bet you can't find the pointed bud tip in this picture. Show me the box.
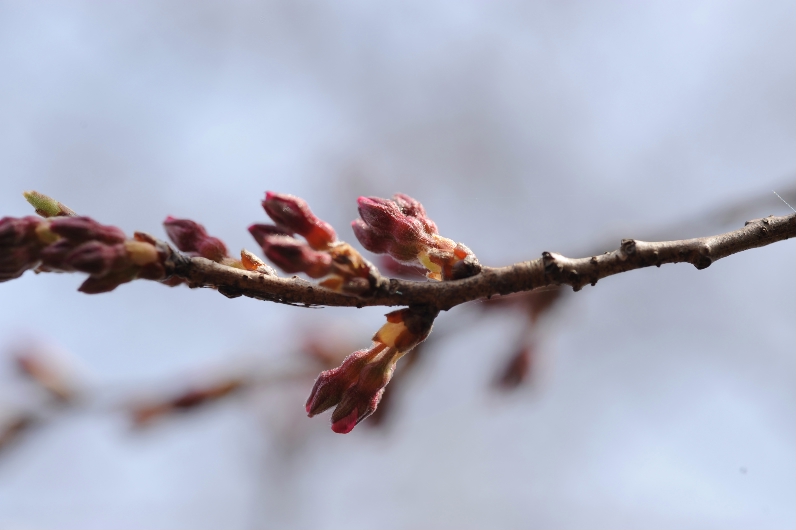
[331,408,359,434]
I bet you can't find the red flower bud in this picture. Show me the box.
[0,247,39,281]
[0,216,42,247]
[49,217,126,244]
[259,234,332,278]
[305,346,383,417]
[393,193,438,234]
[248,223,292,248]
[353,193,480,280]
[64,241,127,275]
[331,388,385,434]
[262,192,336,250]
[39,239,80,270]
[78,271,136,294]
[163,217,228,262]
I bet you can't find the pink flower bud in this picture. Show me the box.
[0,247,39,281]
[49,217,126,244]
[351,219,391,254]
[329,351,398,433]
[39,239,80,270]
[305,346,383,417]
[64,241,127,275]
[262,192,336,250]
[393,193,438,234]
[0,216,42,247]
[247,223,292,248]
[78,271,136,294]
[163,217,228,262]
[331,388,385,434]
[353,194,479,280]
[258,234,332,278]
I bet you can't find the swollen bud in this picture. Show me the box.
[262,192,336,250]
[306,307,438,434]
[258,235,332,278]
[352,193,479,281]
[163,217,228,262]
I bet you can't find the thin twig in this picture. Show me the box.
[167,213,796,311]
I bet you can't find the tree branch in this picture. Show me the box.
[168,213,796,311]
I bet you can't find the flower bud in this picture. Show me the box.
[0,216,42,247]
[0,247,39,281]
[163,217,228,262]
[351,219,391,254]
[247,223,292,248]
[78,271,136,294]
[393,193,438,234]
[39,239,81,271]
[49,217,126,244]
[259,234,332,278]
[305,346,384,417]
[64,241,127,275]
[307,307,438,433]
[353,194,479,280]
[262,192,336,250]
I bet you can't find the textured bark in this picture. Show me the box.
[166,213,796,311]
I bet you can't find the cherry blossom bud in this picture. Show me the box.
[330,352,397,433]
[353,194,479,280]
[0,216,42,247]
[64,241,127,275]
[393,193,438,234]
[248,223,292,248]
[163,217,228,262]
[305,345,384,417]
[262,192,336,250]
[78,271,136,294]
[351,219,391,254]
[306,307,438,433]
[39,239,81,271]
[258,234,332,278]
[49,216,127,244]
[0,247,38,281]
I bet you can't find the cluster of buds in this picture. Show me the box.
[352,194,480,281]
[249,192,379,294]
[305,306,438,433]
[0,215,168,293]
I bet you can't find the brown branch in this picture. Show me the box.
[168,213,796,311]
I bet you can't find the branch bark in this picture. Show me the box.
[168,213,796,311]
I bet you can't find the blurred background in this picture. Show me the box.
[0,1,794,528]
